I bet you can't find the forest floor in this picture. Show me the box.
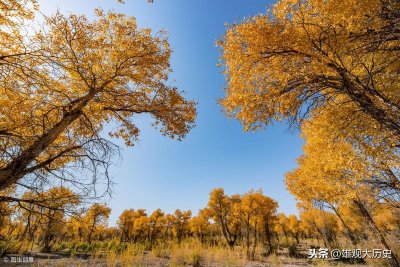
[0,242,381,266]
[0,251,373,267]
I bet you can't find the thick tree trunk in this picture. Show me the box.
[0,88,98,191]
[264,221,273,254]
[221,222,236,249]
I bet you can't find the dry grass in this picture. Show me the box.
[267,253,284,267]
[106,249,117,267]
[166,239,247,266]
[29,238,397,267]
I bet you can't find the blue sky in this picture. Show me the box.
[38,0,304,225]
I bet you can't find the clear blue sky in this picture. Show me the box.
[38,0,304,225]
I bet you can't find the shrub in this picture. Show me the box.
[75,242,91,252]
[188,250,204,267]
[288,243,300,258]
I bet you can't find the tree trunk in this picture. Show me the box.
[264,221,273,254]
[313,222,328,248]
[0,88,99,190]
[354,200,400,267]
[245,225,251,260]
[337,68,400,139]
[330,204,358,246]
[251,222,258,261]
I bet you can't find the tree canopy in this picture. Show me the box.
[0,2,196,195]
[219,0,400,137]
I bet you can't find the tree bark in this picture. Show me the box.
[264,221,273,254]
[0,88,99,191]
